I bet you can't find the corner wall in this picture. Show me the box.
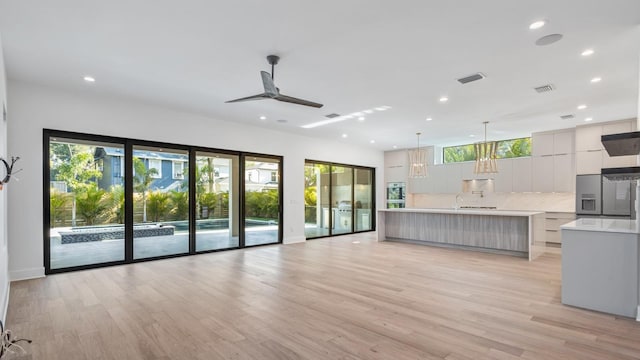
[6,80,385,280]
[0,34,10,324]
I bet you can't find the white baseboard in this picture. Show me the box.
[10,267,45,282]
[1,282,8,326]
[283,236,306,244]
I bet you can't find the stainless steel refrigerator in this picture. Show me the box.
[576,174,634,218]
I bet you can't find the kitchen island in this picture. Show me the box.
[561,218,640,320]
[377,208,545,260]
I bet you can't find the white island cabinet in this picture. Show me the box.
[561,218,640,320]
[377,208,545,261]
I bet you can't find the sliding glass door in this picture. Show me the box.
[195,151,239,251]
[45,130,284,274]
[304,163,330,238]
[132,145,190,259]
[48,137,126,269]
[331,165,353,235]
[304,160,375,239]
[355,168,373,231]
[244,156,281,246]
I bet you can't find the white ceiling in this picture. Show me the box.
[1,0,639,150]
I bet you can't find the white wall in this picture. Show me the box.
[0,34,9,324]
[6,80,385,280]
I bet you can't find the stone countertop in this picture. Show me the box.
[561,218,640,234]
[378,208,544,217]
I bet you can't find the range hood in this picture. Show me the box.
[602,167,640,181]
[601,131,640,156]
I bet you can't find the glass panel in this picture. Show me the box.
[133,146,189,259]
[354,168,373,231]
[195,152,239,251]
[444,137,532,163]
[331,166,353,235]
[49,138,125,269]
[304,162,331,238]
[244,156,280,246]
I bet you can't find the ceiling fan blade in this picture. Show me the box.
[275,94,324,108]
[260,71,278,96]
[225,93,271,103]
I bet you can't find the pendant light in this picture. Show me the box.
[408,132,428,178]
[474,121,498,174]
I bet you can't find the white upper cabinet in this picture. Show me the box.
[511,157,533,192]
[384,150,408,182]
[554,153,575,192]
[493,159,513,192]
[532,156,554,192]
[575,125,603,152]
[576,150,602,175]
[532,133,554,156]
[602,121,632,135]
[553,131,574,155]
[532,130,575,156]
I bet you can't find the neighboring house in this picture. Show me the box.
[94,147,188,192]
[245,162,279,192]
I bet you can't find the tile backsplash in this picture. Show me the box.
[409,192,575,212]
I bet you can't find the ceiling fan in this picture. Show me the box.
[226,55,323,108]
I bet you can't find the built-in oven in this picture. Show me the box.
[386,182,405,208]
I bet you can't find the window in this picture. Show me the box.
[173,161,184,179]
[443,137,532,163]
[270,171,277,182]
[148,159,162,178]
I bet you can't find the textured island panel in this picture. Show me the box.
[383,211,529,253]
[462,215,528,251]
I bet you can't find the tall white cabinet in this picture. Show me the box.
[531,129,575,193]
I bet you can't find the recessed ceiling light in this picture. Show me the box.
[364,110,374,114]
[358,117,366,121]
[259,116,267,120]
[439,96,449,102]
[392,145,398,149]
[529,20,546,30]
[352,112,364,117]
[83,76,95,83]
[590,77,602,83]
[577,104,587,110]
[425,117,433,121]
[581,49,594,56]
[469,134,476,138]
[342,134,348,138]
[585,117,593,122]
[370,140,375,144]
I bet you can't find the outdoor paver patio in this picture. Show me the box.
[50,227,278,269]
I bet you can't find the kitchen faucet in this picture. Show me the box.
[455,193,464,210]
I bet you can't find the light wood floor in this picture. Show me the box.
[6,233,640,359]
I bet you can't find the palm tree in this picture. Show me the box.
[75,184,108,225]
[133,157,158,223]
[55,149,102,226]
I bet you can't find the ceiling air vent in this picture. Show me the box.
[457,73,486,84]
[534,84,555,93]
[560,114,575,120]
[325,113,340,119]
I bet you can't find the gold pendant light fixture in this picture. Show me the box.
[408,132,428,178]
[474,121,498,174]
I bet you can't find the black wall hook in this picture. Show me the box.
[1,156,20,186]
